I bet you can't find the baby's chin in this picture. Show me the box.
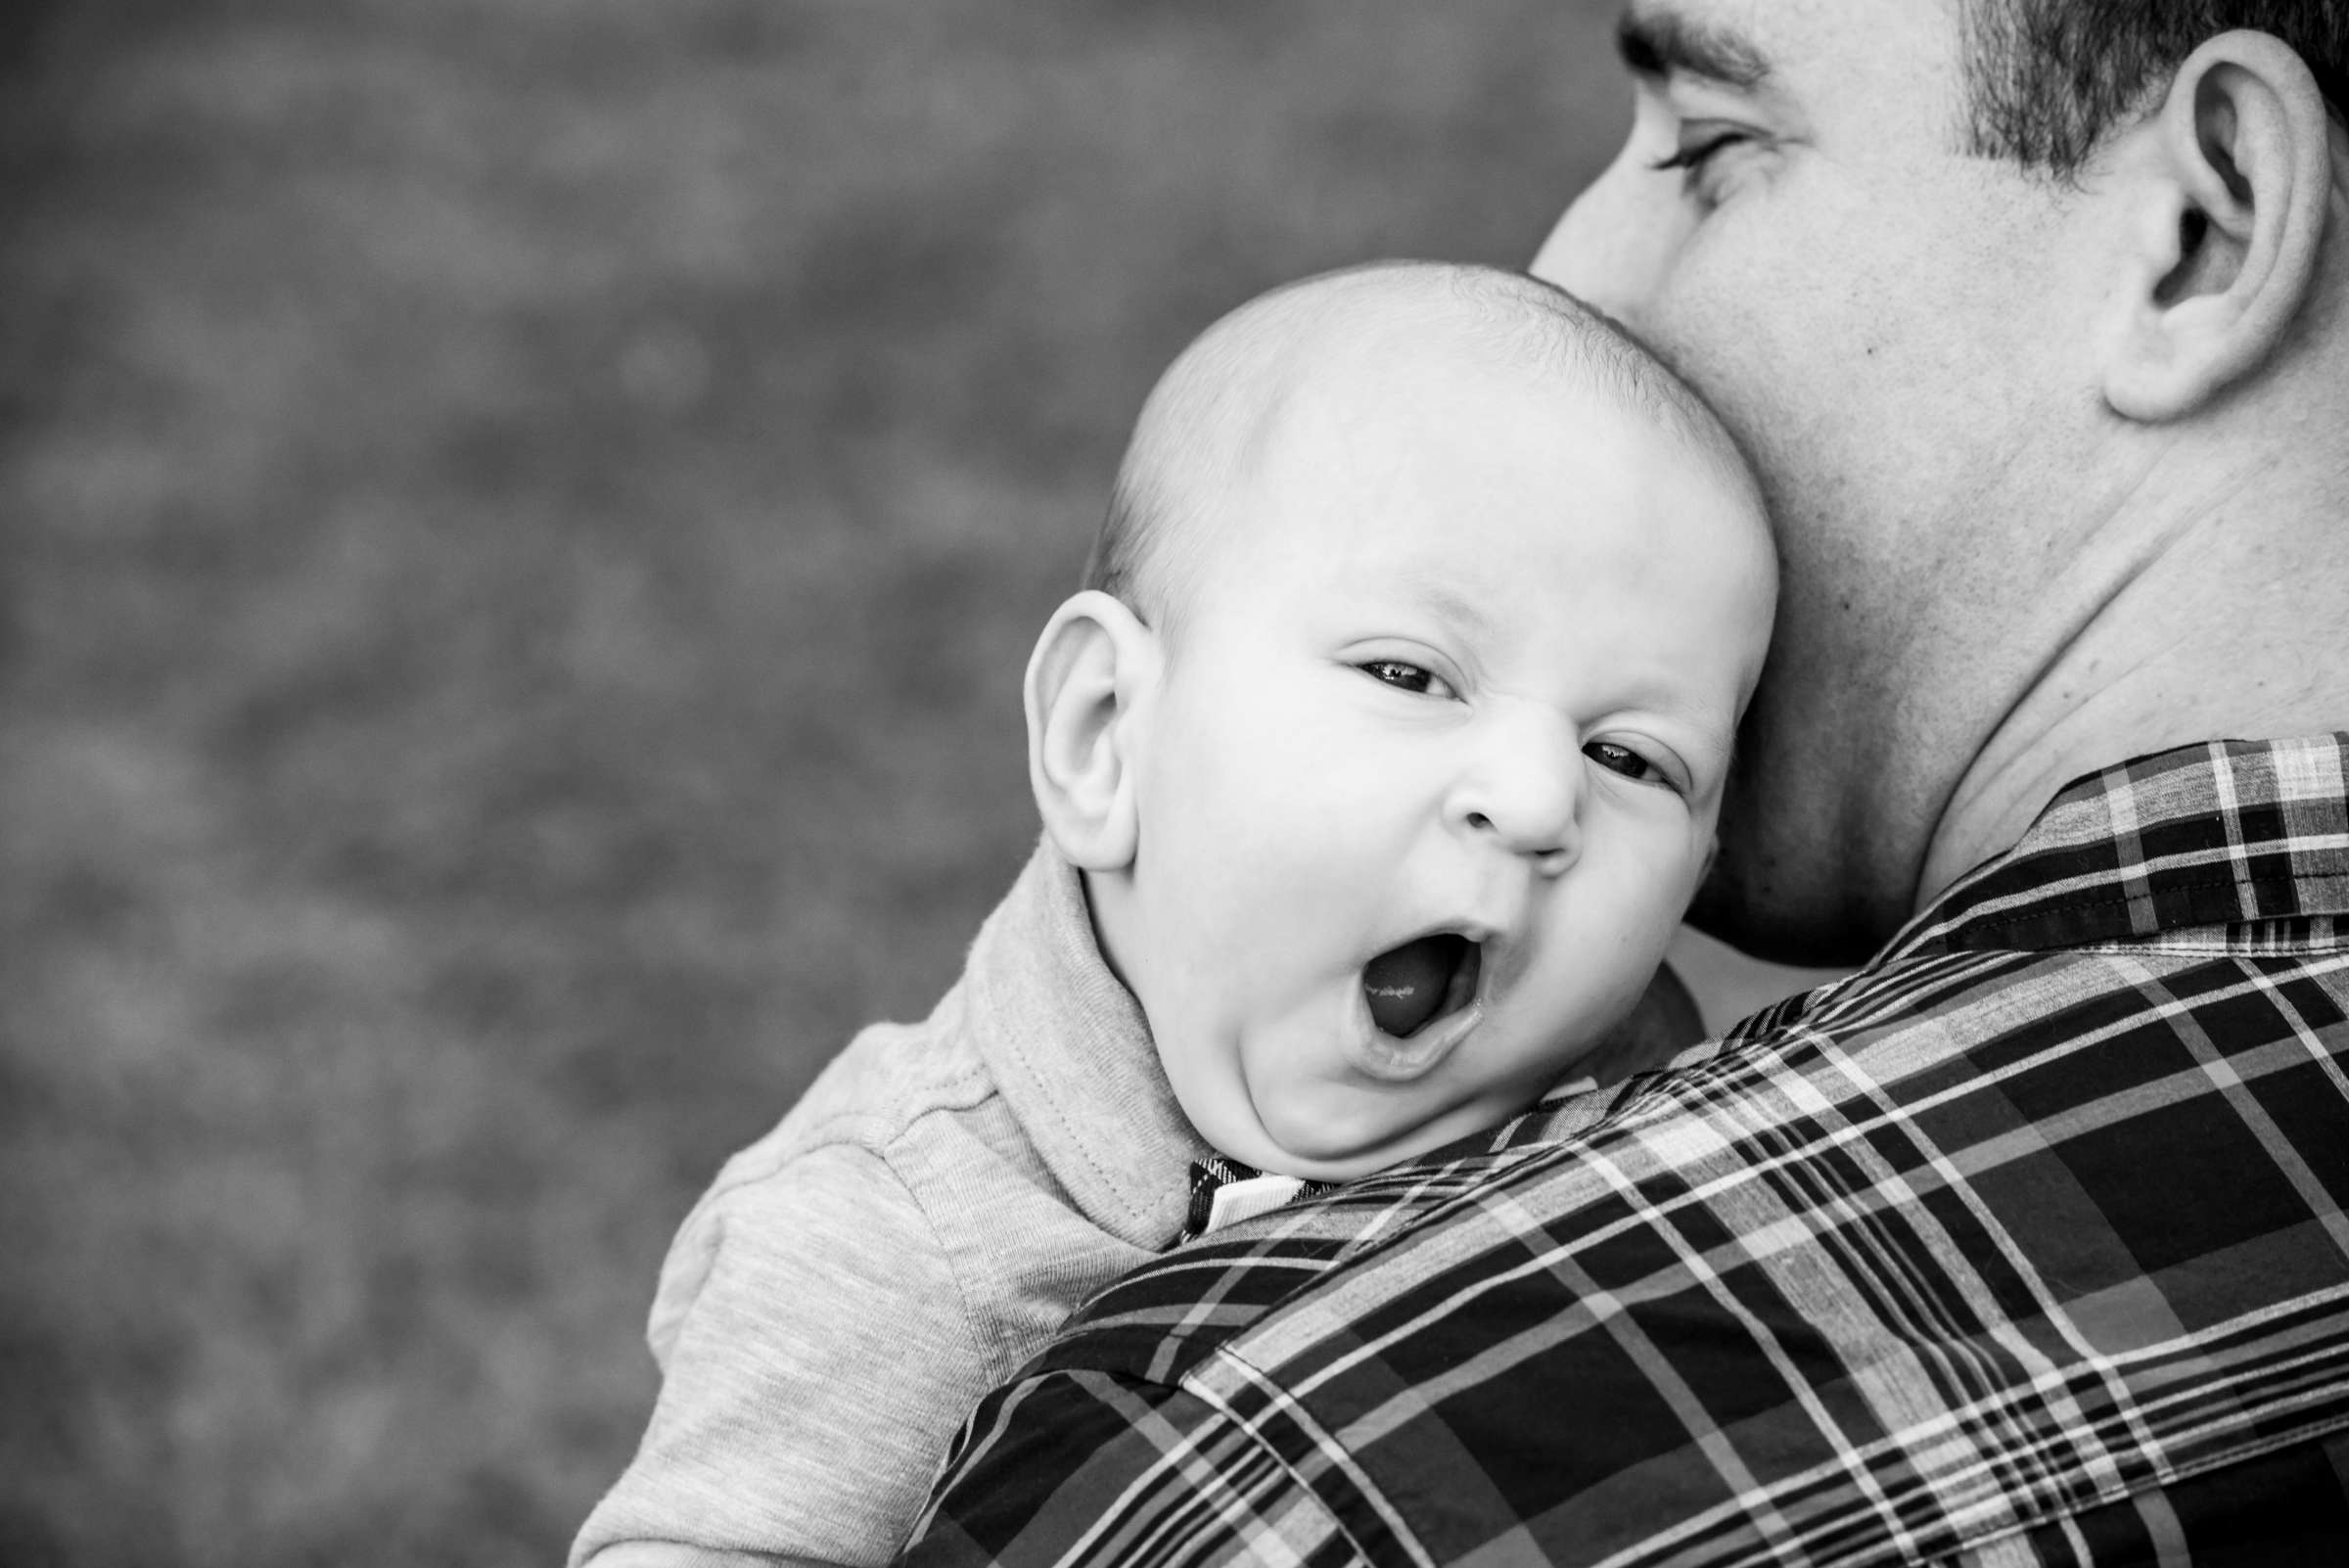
[1227,1094,1504,1184]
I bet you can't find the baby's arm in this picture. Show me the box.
[571,1142,994,1568]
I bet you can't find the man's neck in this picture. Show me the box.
[1919,444,2349,907]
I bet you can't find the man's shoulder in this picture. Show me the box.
[947,924,2349,1566]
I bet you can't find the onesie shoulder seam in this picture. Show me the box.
[696,1027,1000,1204]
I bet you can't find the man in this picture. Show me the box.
[897,3,2349,1562]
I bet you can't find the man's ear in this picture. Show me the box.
[2100,31,2335,421]
[1024,590,1160,872]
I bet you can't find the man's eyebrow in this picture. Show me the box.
[1615,6,1772,90]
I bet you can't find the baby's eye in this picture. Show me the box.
[1584,740,1664,784]
[1359,660,1452,698]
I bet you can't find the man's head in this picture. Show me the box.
[1959,2,2347,171]
[1537,0,2349,964]
[1025,262,1775,1179]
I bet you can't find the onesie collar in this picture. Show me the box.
[960,838,1213,1251]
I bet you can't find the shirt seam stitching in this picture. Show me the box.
[1942,1407,2349,1562]
[881,1117,1010,1384]
[1189,1344,1418,1566]
[691,1057,997,1206]
[1955,870,2326,942]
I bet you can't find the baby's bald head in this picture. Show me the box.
[1083,261,1757,637]
[1038,262,1776,1178]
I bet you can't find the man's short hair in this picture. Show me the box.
[1963,0,2349,172]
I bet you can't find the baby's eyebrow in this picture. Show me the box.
[1616,3,1773,91]
[1406,581,1498,642]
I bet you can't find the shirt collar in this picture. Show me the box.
[1886,734,2349,962]
[959,838,1213,1250]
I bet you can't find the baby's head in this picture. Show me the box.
[1026,261,1775,1181]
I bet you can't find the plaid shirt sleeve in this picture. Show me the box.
[898,737,2349,1568]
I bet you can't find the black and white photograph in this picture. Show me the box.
[6,3,2347,1564]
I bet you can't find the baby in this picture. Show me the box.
[572,260,1776,1567]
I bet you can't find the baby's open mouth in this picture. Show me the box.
[1361,933,1483,1039]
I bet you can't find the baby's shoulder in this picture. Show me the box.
[701,990,1003,1195]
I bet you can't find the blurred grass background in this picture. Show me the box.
[0,4,1833,1563]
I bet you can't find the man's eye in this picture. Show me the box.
[1648,127,1751,197]
[1359,660,1450,697]
[1584,740,1662,783]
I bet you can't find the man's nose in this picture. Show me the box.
[1529,153,1658,326]
[1446,715,1582,874]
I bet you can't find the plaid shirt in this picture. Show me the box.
[898,736,2349,1568]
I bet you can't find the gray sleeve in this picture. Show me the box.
[571,1141,994,1568]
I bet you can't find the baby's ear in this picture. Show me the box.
[1025,590,1160,871]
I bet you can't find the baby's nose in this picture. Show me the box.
[1448,716,1581,868]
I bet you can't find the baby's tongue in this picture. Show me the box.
[1361,934,1461,1038]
